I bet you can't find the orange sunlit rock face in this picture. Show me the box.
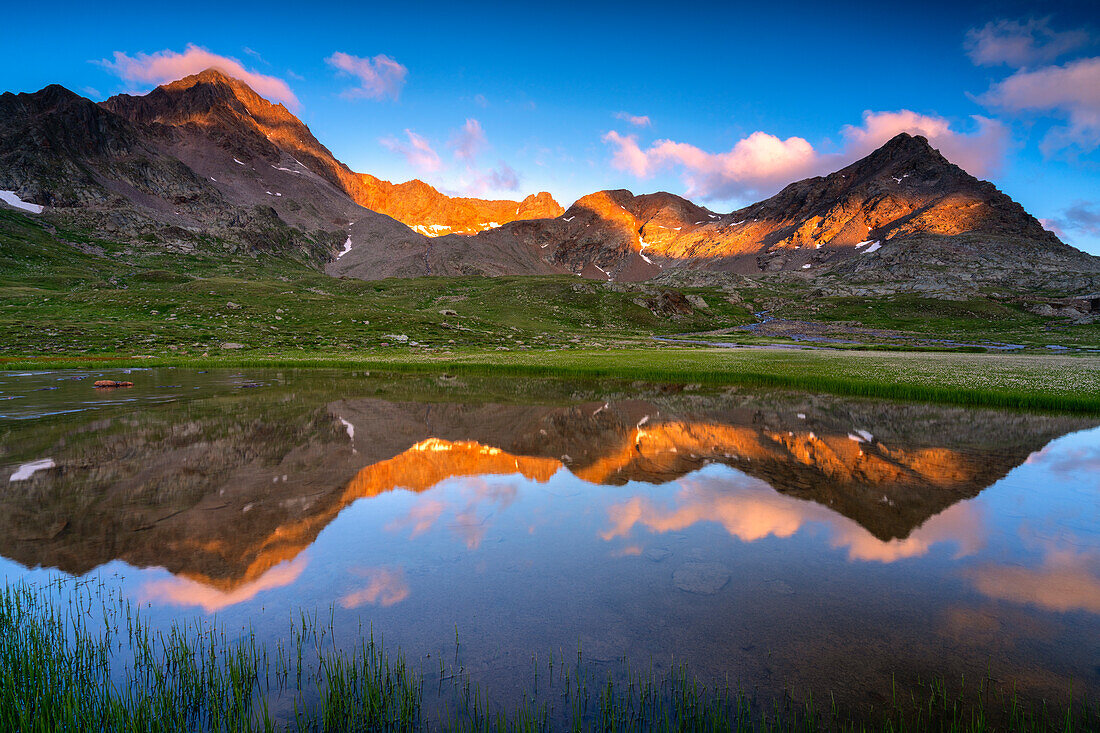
[349,176,563,236]
[341,438,562,497]
[494,133,1063,280]
[1,391,1089,604]
[102,69,563,237]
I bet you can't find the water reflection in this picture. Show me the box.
[1,369,1099,709]
[601,475,987,563]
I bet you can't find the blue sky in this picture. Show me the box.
[1,0,1098,252]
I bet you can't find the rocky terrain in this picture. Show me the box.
[0,70,561,270]
[463,134,1100,294]
[1,70,1098,294]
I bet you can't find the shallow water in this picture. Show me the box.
[1,368,1099,715]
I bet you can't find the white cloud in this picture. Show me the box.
[242,47,269,65]
[1045,201,1100,242]
[380,118,522,195]
[979,56,1100,157]
[1039,218,1068,239]
[449,118,487,163]
[97,44,300,109]
[602,109,1008,200]
[326,51,407,100]
[380,129,442,173]
[470,161,520,194]
[614,111,651,127]
[965,17,1091,68]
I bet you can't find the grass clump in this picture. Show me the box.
[2,578,1097,731]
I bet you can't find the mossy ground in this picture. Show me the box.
[2,207,1099,412]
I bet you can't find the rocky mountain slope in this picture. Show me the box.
[351,175,562,236]
[2,70,1097,292]
[454,133,1100,291]
[103,70,563,235]
[0,70,562,270]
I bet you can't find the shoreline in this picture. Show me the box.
[2,347,1099,413]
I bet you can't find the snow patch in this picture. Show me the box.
[336,236,353,259]
[10,458,54,481]
[0,191,44,214]
[233,158,245,166]
[848,430,874,443]
[413,224,453,237]
[863,241,882,253]
[801,264,811,269]
[594,264,612,280]
[562,216,575,222]
[339,418,355,440]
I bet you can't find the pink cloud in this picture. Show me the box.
[614,111,651,127]
[444,119,522,195]
[340,566,410,608]
[969,547,1100,614]
[603,129,821,200]
[978,56,1100,157]
[141,555,308,613]
[965,18,1091,68]
[380,129,442,173]
[97,44,299,110]
[840,110,1009,177]
[1039,218,1068,239]
[602,131,652,177]
[602,475,985,565]
[603,109,1008,200]
[326,51,407,100]
[449,118,487,163]
[478,161,520,192]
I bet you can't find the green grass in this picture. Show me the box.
[3,207,1098,359]
[3,348,1099,413]
[3,205,1100,416]
[2,578,1096,731]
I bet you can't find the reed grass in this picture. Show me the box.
[2,577,1097,732]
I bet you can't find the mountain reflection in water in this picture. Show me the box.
[1,369,1098,709]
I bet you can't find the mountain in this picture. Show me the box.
[350,176,562,236]
[455,133,1100,291]
[102,70,563,235]
[0,70,563,269]
[1,70,1097,292]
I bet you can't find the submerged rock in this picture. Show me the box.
[93,380,133,388]
[673,562,730,595]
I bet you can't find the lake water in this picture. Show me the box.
[2,368,1099,719]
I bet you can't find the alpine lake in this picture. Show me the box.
[2,368,1098,729]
